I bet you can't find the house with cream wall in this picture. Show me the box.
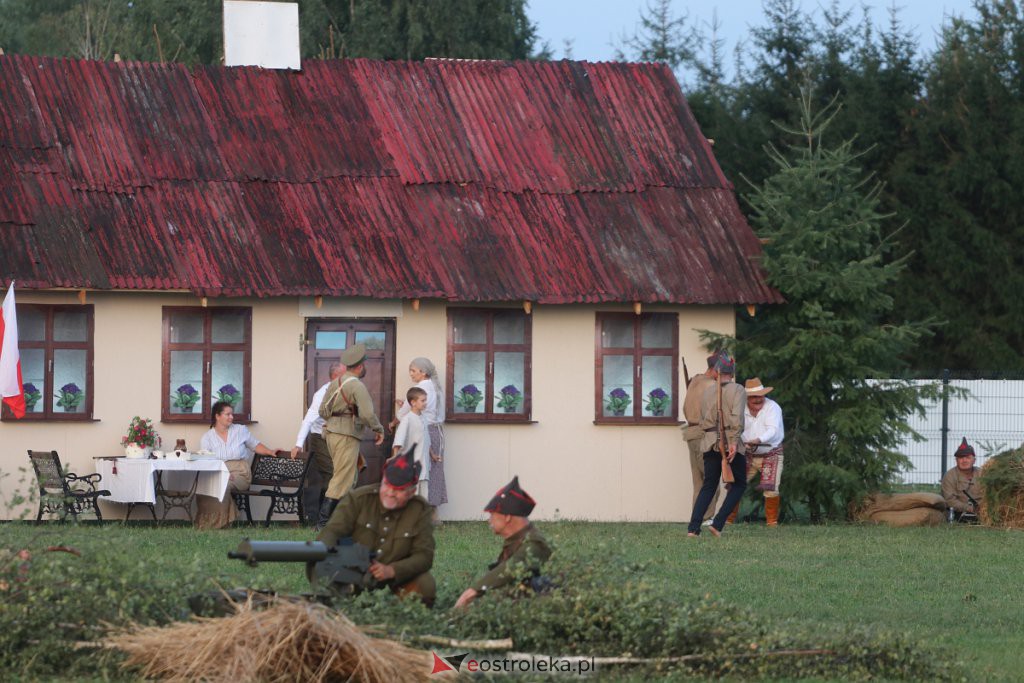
[0,55,778,521]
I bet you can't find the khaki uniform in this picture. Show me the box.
[319,372,384,499]
[317,484,435,601]
[683,372,718,520]
[699,381,746,455]
[941,467,981,514]
[471,523,552,594]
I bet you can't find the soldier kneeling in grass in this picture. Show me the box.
[455,476,552,609]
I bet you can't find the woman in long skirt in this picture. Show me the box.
[393,357,447,518]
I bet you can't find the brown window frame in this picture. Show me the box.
[446,308,532,423]
[2,304,95,422]
[161,306,252,424]
[594,312,679,425]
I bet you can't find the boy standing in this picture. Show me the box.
[392,386,431,499]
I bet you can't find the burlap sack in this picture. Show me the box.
[862,492,946,513]
[868,507,946,527]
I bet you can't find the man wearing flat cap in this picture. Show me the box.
[682,352,722,523]
[317,447,436,605]
[730,377,785,527]
[455,476,552,609]
[687,352,747,537]
[318,343,386,527]
[942,438,982,522]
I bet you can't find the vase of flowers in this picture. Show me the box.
[173,384,200,413]
[605,388,631,417]
[122,415,161,458]
[23,382,42,412]
[644,387,670,417]
[456,384,483,413]
[55,382,84,413]
[216,384,241,409]
[496,384,523,413]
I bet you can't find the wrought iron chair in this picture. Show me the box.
[28,450,110,521]
[155,470,200,522]
[232,450,311,527]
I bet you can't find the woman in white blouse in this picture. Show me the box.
[391,357,447,519]
[196,400,277,529]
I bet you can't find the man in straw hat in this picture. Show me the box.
[455,476,552,609]
[942,437,982,522]
[682,351,723,523]
[317,447,436,605]
[726,377,785,527]
[318,343,386,528]
[687,352,747,537]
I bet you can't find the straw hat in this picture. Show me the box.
[744,378,773,396]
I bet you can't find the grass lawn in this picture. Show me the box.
[2,520,1021,680]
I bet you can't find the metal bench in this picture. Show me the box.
[232,450,311,526]
[28,450,110,521]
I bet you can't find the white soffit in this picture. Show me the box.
[223,0,300,70]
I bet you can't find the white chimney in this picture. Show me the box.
[223,0,300,70]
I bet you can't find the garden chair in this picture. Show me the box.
[27,450,110,521]
[232,450,312,526]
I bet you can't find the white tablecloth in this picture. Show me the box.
[97,458,230,505]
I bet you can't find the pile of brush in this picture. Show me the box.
[979,447,1024,528]
[107,598,436,682]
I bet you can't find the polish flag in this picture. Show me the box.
[0,282,26,418]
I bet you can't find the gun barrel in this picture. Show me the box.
[229,539,331,564]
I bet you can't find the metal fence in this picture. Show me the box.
[898,371,1024,484]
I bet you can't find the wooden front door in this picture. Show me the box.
[304,319,396,486]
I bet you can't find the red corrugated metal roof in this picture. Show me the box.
[0,54,780,304]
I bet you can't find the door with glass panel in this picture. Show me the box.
[304,319,396,485]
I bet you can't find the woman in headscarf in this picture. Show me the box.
[392,357,447,521]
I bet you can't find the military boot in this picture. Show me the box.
[316,497,339,531]
[726,503,739,525]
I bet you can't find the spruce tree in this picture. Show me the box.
[714,90,938,521]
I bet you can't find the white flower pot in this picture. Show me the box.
[124,443,152,459]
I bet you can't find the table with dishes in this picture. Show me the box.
[97,454,230,521]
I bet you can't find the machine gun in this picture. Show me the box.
[228,538,376,594]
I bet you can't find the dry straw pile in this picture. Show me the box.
[108,598,437,682]
[979,450,1024,528]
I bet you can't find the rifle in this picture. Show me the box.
[717,377,735,484]
[682,356,691,388]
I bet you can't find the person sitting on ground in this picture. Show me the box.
[454,476,552,609]
[316,447,436,606]
[942,437,982,522]
[391,386,430,500]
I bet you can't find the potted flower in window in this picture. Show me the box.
[456,384,483,413]
[121,416,161,458]
[605,388,631,417]
[173,384,200,413]
[216,384,241,409]
[495,384,523,413]
[55,382,84,413]
[23,382,42,412]
[644,387,670,417]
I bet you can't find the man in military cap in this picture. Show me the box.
[683,352,722,523]
[455,476,552,609]
[317,447,436,605]
[317,343,385,527]
[942,437,982,522]
[687,352,747,538]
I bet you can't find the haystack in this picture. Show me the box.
[854,492,946,527]
[108,598,438,682]
[978,449,1024,529]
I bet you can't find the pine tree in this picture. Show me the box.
[711,89,939,521]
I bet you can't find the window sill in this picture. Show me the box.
[593,419,683,426]
[445,417,537,425]
[2,416,100,423]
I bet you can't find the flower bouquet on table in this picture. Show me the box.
[55,382,84,413]
[496,384,523,413]
[121,416,161,458]
[605,388,631,417]
[173,384,200,413]
[644,387,670,417]
[216,384,241,409]
[456,384,483,413]
[22,383,42,412]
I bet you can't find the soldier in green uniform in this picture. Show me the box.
[942,438,982,522]
[455,476,552,609]
[317,343,385,527]
[317,447,436,606]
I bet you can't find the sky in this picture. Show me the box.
[528,0,977,65]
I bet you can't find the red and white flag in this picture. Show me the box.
[0,282,26,418]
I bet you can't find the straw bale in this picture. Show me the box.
[108,598,440,682]
[867,508,946,527]
[978,455,1024,529]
